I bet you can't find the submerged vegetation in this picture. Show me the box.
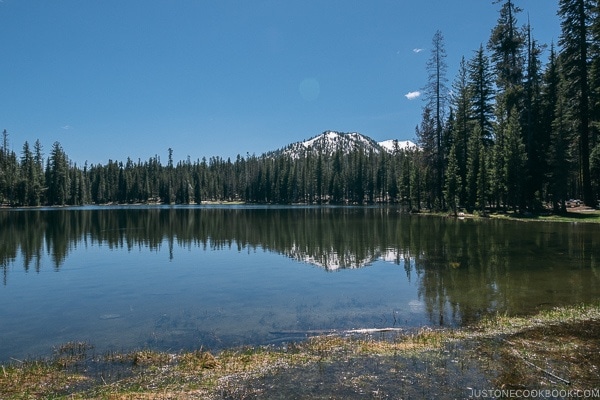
[1,303,599,399]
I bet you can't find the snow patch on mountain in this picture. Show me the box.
[271,131,416,159]
[379,139,417,152]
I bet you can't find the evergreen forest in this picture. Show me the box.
[2,0,600,212]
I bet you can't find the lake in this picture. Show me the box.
[1,205,599,362]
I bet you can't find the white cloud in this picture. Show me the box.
[62,125,71,130]
[413,48,424,53]
[405,91,421,100]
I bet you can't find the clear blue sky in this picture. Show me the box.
[1,0,560,165]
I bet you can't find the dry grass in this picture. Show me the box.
[479,319,600,391]
[0,359,88,399]
[1,303,599,399]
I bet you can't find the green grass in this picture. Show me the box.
[483,209,600,223]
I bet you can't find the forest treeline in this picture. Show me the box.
[1,0,600,212]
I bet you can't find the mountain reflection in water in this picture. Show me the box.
[1,206,599,360]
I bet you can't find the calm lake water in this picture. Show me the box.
[1,206,599,361]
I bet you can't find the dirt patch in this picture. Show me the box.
[482,320,600,391]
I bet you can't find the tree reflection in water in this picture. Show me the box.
[1,206,599,327]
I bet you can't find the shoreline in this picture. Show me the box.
[2,303,599,399]
[2,202,599,221]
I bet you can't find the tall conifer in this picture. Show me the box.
[558,0,595,205]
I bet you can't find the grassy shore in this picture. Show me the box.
[488,208,600,223]
[440,207,600,223]
[2,303,599,399]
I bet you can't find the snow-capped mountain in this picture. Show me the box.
[269,131,416,158]
[378,139,417,152]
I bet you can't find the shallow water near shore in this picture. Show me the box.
[1,205,599,362]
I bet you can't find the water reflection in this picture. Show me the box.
[1,206,599,336]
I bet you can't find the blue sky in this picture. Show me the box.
[1,0,560,165]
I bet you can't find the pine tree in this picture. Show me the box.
[0,130,6,203]
[548,71,574,212]
[466,126,483,212]
[444,143,461,215]
[558,0,595,205]
[410,148,424,211]
[590,143,600,199]
[476,147,489,212]
[423,30,449,209]
[416,107,437,209]
[33,140,45,205]
[47,142,70,205]
[490,104,507,209]
[541,45,561,208]
[19,141,35,205]
[468,44,495,146]
[450,57,472,206]
[399,153,412,210]
[69,163,81,205]
[503,109,527,211]
[590,1,600,148]
[0,130,19,205]
[488,0,525,117]
[523,22,546,209]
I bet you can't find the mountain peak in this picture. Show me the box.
[270,131,416,158]
[301,130,379,150]
[378,139,417,152]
